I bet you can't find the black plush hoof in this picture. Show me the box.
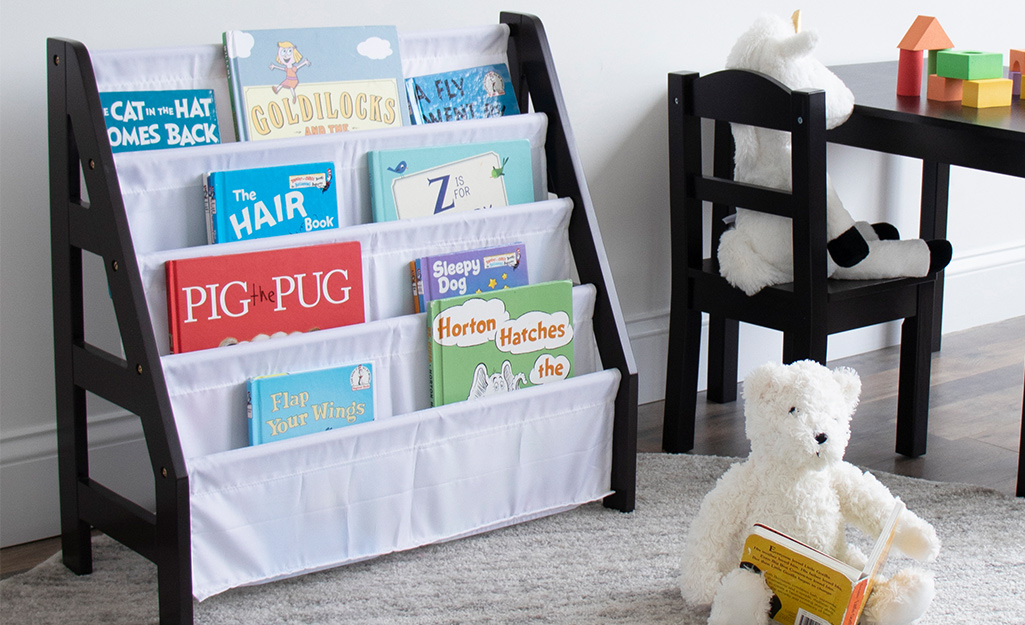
[871,222,900,241]
[927,240,953,273]
[828,226,870,268]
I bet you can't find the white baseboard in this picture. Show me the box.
[4,246,1023,547]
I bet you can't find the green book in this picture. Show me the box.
[426,280,574,407]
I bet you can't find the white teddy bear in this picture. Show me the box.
[679,360,941,625]
[717,14,952,296]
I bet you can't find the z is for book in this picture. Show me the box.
[223,25,408,141]
[740,500,904,625]
[205,161,339,244]
[427,280,573,407]
[165,240,364,353]
[247,362,375,445]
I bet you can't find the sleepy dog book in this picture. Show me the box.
[247,363,375,445]
[410,243,529,313]
[204,161,339,244]
[367,139,534,222]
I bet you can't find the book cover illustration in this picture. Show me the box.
[204,161,338,244]
[426,280,573,407]
[247,362,374,445]
[367,139,534,222]
[165,240,364,353]
[740,500,905,625]
[223,25,407,141]
[99,89,219,152]
[411,242,529,313]
[405,63,520,124]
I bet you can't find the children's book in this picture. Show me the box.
[405,63,520,124]
[99,89,219,152]
[165,240,364,353]
[739,500,905,625]
[426,280,573,407]
[411,242,529,313]
[367,139,534,222]
[204,161,338,244]
[223,25,407,141]
[247,362,374,445]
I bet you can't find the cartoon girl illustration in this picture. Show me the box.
[269,41,311,102]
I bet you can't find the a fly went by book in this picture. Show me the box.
[223,25,408,141]
[426,280,573,407]
[247,362,374,445]
[739,499,906,625]
[165,240,364,353]
[405,63,520,124]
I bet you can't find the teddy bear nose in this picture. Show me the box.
[815,432,828,445]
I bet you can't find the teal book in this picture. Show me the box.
[99,89,219,152]
[223,26,407,141]
[406,63,520,124]
[247,363,374,445]
[411,242,529,313]
[204,161,338,244]
[367,139,534,222]
[426,280,573,407]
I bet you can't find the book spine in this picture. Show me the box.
[405,78,423,124]
[367,151,387,222]
[203,172,217,244]
[246,378,260,445]
[165,260,183,354]
[410,259,421,313]
[222,33,246,142]
[427,303,442,407]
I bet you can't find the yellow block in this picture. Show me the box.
[962,78,1013,108]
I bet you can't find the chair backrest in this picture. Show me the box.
[667,69,828,301]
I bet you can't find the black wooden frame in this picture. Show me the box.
[663,69,937,458]
[48,13,637,624]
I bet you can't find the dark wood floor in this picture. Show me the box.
[3,317,1022,579]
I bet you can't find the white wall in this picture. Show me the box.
[2,0,1022,546]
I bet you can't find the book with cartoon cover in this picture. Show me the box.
[99,89,219,152]
[247,362,375,445]
[426,280,573,407]
[367,139,534,222]
[405,63,520,124]
[411,242,528,313]
[223,25,407,141]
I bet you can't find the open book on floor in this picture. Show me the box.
[740,499,905,625]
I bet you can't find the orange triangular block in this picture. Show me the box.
[898,16,954,51]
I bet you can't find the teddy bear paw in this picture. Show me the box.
[926,240,952,274]
[870,222,900,241]
[708,567,774,625]
[827,225,870,267]
[861,568,936,625]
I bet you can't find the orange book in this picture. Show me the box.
[740,500,904,625]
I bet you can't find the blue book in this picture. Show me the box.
[367,139,534,222]
[247,363,374,445]
[406,63,520,124]
[99,89,219,152]
[223,26,408,141]
[411,243,529,313]
[204,161,338,244]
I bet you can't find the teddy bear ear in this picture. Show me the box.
[742,362,787,406]
[832,366,862,412]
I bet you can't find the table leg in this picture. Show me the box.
[920,160,950,352]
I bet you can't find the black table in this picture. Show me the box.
[827,61,1025,345]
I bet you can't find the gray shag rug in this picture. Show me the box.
[2,454,1023,624]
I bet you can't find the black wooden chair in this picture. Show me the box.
[663,69,939,458]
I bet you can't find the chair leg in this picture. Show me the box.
[707,315,739,403]
[782,330,828,365]
[895,286,935,457]
[663,308,702,453]
[1017,369,1023,497]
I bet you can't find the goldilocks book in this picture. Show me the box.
[223,25,408,141]
[204,161,339,244]
[740,500,905,625]
[247,363,374,445]
[367,139,534,222]
[426,280,573,407]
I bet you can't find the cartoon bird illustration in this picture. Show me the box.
[387,161,408,174]
[491,157,509,178]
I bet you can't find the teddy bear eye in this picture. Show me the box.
[788,407,797,415]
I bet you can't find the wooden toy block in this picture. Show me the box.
[962,78,1013,108]
[927,74,963,101]
[1012,71,1022,97]
[897,48,924,96]
[937,50,1004,80]
[1010,49,1025,74]
[898,16,954,51]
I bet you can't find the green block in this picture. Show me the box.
[936,50,1004,80]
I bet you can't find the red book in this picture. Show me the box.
[165,241,364,353]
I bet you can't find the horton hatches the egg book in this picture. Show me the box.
[426,280,573,407]
[223,25,408,141]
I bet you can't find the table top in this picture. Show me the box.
[827,61,1025,177]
